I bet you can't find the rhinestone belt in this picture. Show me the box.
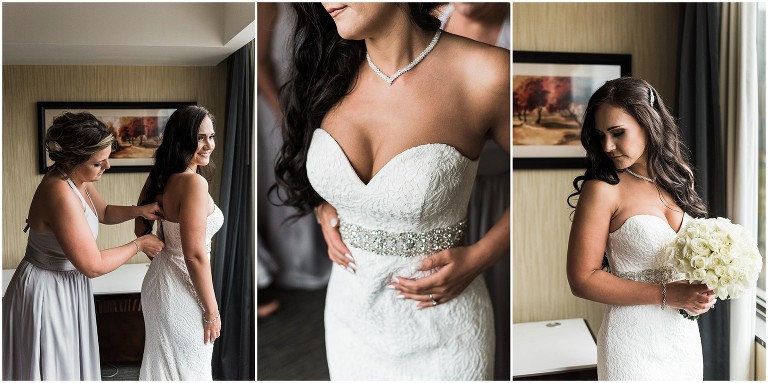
[615,266,678,284]
[339,220,467,257]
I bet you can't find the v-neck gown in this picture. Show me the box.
[2,177,101,380]
[597,213,703,380]
[306,129,495,380]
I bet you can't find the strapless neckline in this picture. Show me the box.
[609,213,688,236]
[161,205,221,226]
[315,129,477,186]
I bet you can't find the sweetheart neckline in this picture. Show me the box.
[315,129,477,186]
[608,213,688,236]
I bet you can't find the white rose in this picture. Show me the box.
[713,265,727,277]
[691,268,707,281]
[689,238,711,257]
[703,271,719,290]
[716,286,729,300]
[707,236,727,253]
[690,255,709,269]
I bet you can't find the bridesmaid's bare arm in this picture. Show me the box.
[84,181,163,226]
[46,182,164,278]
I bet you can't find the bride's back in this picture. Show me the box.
[159,172,214,224]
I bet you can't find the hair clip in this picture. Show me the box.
[46,140,62,153]
[649,88,656,106]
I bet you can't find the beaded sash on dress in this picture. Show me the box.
[339,219,467,257]
[615,266,678,284]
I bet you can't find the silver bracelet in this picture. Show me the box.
[131,239,140,255]
[203,312,220,324]
[661,283,667,310]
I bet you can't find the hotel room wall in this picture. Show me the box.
[512,3,682,332]
[2,64,227,268]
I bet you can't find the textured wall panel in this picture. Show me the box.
[2,65,227,268]
[512,3,682,332]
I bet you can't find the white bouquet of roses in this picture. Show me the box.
[665,217,762,320]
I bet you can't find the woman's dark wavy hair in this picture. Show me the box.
[270,3,442,217]
[567,77,708,218]
[139,105,215,234]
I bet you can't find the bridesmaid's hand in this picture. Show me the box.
[204,313,221,344]
[665,281,716,315]
[138,202,164,221]
[137,234,164,259]
[390,245,484,309]
[315,202,355,274]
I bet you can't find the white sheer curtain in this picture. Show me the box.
[719,2,760,380]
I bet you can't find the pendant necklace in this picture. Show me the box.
[366,29,442,85]
[625,168,655,183]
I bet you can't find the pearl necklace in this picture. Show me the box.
[366,30,442,85]
[625,168,655,183]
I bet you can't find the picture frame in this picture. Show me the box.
[37,101,195,173]
[513,51,631,169]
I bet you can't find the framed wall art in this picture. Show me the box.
[513,51,631,169]
[37,101,195,173]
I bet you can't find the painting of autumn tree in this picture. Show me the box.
[513,75,591,146]
[100,115,168,159]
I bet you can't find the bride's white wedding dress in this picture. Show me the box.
[306,129,495,380]
[139,205,224,380]
[599,213,702,380]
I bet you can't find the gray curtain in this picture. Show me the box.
[677,4,729,380]
[212,40,255,380]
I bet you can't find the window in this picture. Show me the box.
[757,2,765,303]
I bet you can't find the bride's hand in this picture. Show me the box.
[137,234,164,259]
[138,202,164,221]
[665,281,716,315]
[315,202,355,274]
[203,313,221,345]
[390,246,484,309]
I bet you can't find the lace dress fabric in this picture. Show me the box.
[139,205,224,380]
[2,177,100,380]
[307,129,495,380]
[598,214,702,380]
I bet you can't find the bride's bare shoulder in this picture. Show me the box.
[440,33,509,86]
[166,172,209,201]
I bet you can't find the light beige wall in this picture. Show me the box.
[512,3,683,331]
[757,341,766,381]
[2,65,227,269]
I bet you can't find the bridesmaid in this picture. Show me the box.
[2,112,165,380]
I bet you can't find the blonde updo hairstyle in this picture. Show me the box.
[45,112,114,172]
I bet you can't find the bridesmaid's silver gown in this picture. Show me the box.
[2,176,101,380]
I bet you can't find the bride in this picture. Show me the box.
[272,3,509,380]
[135,105,224,380]
[566,77,716,380]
